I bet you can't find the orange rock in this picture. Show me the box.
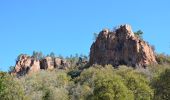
[89,24,157,68]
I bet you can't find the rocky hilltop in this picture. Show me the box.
[11,24,157,76]
[12,55,70,76]
[89,24,157,67]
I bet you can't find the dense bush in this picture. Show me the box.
[0,73,26,100]
[20,70,72,100]
[0,70,73,100]
[156,53,170,64]
[116,66,153,100]
[1,64,170,100]
[152,69,170,100]
[71,65,153,100]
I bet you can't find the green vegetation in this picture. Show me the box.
[1,51,170,100]
[1,62,170,100]
[32,51,44,60]
[134,30,143,39]
[156,53,170,64]
[0,73,25,100]
[0,70,72,100]
[152,69,170,100]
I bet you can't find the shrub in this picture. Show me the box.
[0,74,26,100]
[71,65,153,100]
[152,69,170,100]
[72,65,154,100]
[19,70,72,100]
[92,74,134,100]
[156,53,170,64]
[116,66,154,100]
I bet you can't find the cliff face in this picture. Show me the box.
[13,55,40,76]
[12,55,70,76]
[89,24,157,67]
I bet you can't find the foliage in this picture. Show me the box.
[134,30,143,39]
[92,74,134,100]
[0,70,73,100]
[20,70,72,100]
[66,54,88,69]
[32,51,44,60]
[156,53,170,64]
[2,63,170,100]
[70,65,153,100]
[0,74,26,100]
[116,66,154,100]
[152,69,170,100]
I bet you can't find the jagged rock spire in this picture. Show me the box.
[89,24,157,68]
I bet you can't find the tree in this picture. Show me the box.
[134,30,143,39]
[19,70,71,100]
[49,52,56,59]
[90,65,133,100]
[116,66,154,100]
[32,51,43,60]
[72,65,154,100]
[92,75,134,100]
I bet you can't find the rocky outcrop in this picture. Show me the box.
[40,57,70,70]
[89,24,157,68]
[12,55,70,76]
[12,55,40,76]
[40,57,55,70]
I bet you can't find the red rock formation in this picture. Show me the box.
[89,24,157,67]
[12,55,70,76]
[40,57,55,70]
[12,55,40,76]
[40,57,70,70]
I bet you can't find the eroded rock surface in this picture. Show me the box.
[12,55,70,76]
[12,55,40,76]
[89,24,157,67]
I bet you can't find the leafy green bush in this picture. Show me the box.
[156,53,170,64]
[2,63,170,100]
[152,69,170,100]
[20,70,72,100]
[0,73,26,100]
[116,66,154,100]
[71,65,153,100]
[92,74,134,100]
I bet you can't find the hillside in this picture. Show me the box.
[0,24,170,100]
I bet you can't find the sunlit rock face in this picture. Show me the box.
[12,55,70,76]
[12,55,40,76]
[89,24,157,68]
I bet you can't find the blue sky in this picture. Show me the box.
[0,0,170,71]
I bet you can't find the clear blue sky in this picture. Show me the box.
[0,0,170,71]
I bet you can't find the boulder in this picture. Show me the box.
[89,24,157,68]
